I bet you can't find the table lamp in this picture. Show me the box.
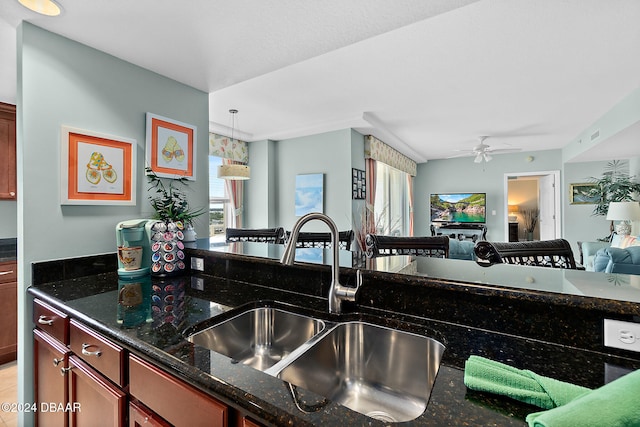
[508,205,519,222]
[606,201,640,236]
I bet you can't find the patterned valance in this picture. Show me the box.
[364,135,417,176]
[209,133,249,164]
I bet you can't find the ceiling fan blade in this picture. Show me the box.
[487,148,522,154]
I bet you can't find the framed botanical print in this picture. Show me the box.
[60,126,136,205]
[146,113,197,180]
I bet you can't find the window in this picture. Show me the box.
[374,162,410,236]
[209,156,229,245]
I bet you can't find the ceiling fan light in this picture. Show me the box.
[474,154,483,163]
[484,153,493,162]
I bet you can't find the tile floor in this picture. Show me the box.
[0,361,17,427]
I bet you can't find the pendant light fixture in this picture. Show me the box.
[217,109,250,180]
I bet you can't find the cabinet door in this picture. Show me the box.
[68,355,126,427]
[129,354,227,427]
[129,401,172,427]
[34,329,70,427]
[0,261,17,364]
[0,102,16,200]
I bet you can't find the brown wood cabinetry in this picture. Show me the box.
[0,102,16,200]
[68,355,126,427]
[69,319,125,387]
[0,261,17,364]
[34,328,70,427]
[33,299,266,427]
[129,354,228,427]
[129,401,172,427]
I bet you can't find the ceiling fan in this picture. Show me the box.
[450,136,522,163]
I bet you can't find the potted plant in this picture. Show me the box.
[521,208,539,241]
[146,167,205,275]
[586,160,640,235]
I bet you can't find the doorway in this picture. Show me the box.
[504,170,561,241]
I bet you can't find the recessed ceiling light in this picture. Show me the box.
[18,0,62,16]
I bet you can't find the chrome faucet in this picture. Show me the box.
[281,213,361,314]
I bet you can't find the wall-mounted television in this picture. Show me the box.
[430,193,486,223]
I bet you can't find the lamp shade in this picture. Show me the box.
[508,205,519,213]
[217,164,250,180]
[606,201,640,220]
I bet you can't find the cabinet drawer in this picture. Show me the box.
[69,320,125,387]
[0,261,16,284]
[129,355,228,427]
[34,299,69,345]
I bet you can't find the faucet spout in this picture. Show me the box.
[281,213,360,314]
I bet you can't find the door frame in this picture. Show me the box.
[503,170,561,241]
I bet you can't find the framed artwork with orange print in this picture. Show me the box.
[145,113,197,180]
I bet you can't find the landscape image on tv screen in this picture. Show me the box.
[430,193,486,223]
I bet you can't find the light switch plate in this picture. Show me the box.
[190,257,204,271]
[604,319,640,353]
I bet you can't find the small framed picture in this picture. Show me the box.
[146,113,197,180]
[60,126,136,205]
[352,168,366,200]
[569,183,601,204]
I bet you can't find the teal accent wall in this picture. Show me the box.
[16,23,208,424]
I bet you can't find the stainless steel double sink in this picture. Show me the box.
[186,307,445,423]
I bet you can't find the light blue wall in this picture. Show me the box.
[17,23,209,424]
[0,202,16,237]
[562,160,612,256]
[414,150,562,241]
[246,129,357,232]
[245,139,277,228]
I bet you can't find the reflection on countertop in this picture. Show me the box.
[206,240,640,304]
[0,237,17,262]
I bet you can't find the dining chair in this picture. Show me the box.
[225,227,286,244]
[474,238,581,269]
[365,234,450,258]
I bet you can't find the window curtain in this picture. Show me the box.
[407,174,414,236]
[209,133,248,228]
[365,157,377,237]
[222,158,244,228]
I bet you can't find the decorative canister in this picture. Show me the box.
[149,220,187,277]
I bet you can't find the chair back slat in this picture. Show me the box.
[474,239,578,269]
[226,227,285,244]
[365,234,450,258]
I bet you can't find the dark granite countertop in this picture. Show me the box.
[28,270,640,427]
[0,237,17,262]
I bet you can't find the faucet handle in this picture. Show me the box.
[335,270,362,301]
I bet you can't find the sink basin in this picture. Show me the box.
[277,321,445,422]
[187,307,325,371]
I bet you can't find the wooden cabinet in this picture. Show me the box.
[68,355,126,427]
[129,401,172,427]
[129,354,228,427]
[0,102,16,200]
[508,222,519,242]
[0,261,17,364]
[34,328,70,427]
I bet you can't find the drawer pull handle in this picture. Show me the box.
[53,358,63,367]
[81,343,102,357]
[38,315,54,326]
[60,366,73,376]
[0,271,13,276]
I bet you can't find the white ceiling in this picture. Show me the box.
[1,0,639,163]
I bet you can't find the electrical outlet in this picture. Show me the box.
[190,257,204,271]
[604,319,640,352]
[191,276,204,291]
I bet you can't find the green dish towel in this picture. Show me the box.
[463,355,591,409]
[526,368,640,427]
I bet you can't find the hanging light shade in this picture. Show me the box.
[217,164,250,180]
[217,109,250,180]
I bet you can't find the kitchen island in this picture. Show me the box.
[28,248,640,426]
